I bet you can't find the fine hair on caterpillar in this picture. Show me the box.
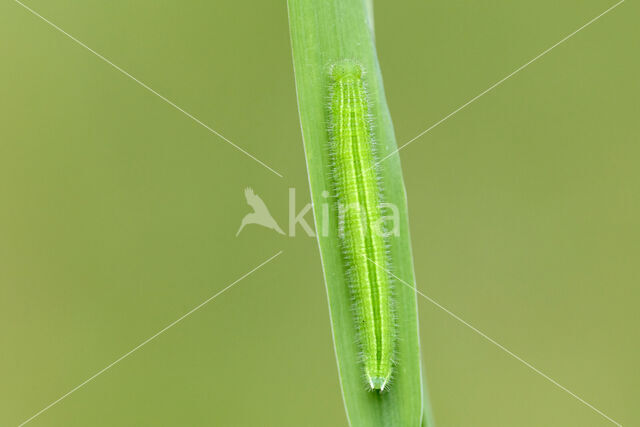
[327,59,396,391]
[336,202,399,240]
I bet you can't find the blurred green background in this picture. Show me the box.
[1,1,637,426]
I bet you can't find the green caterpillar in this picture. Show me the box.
[329,60,394,391]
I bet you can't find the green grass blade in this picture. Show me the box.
[287,1,430,425]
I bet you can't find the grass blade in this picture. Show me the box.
[288,1,430,425]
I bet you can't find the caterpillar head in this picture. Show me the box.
[330,60,364,82]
